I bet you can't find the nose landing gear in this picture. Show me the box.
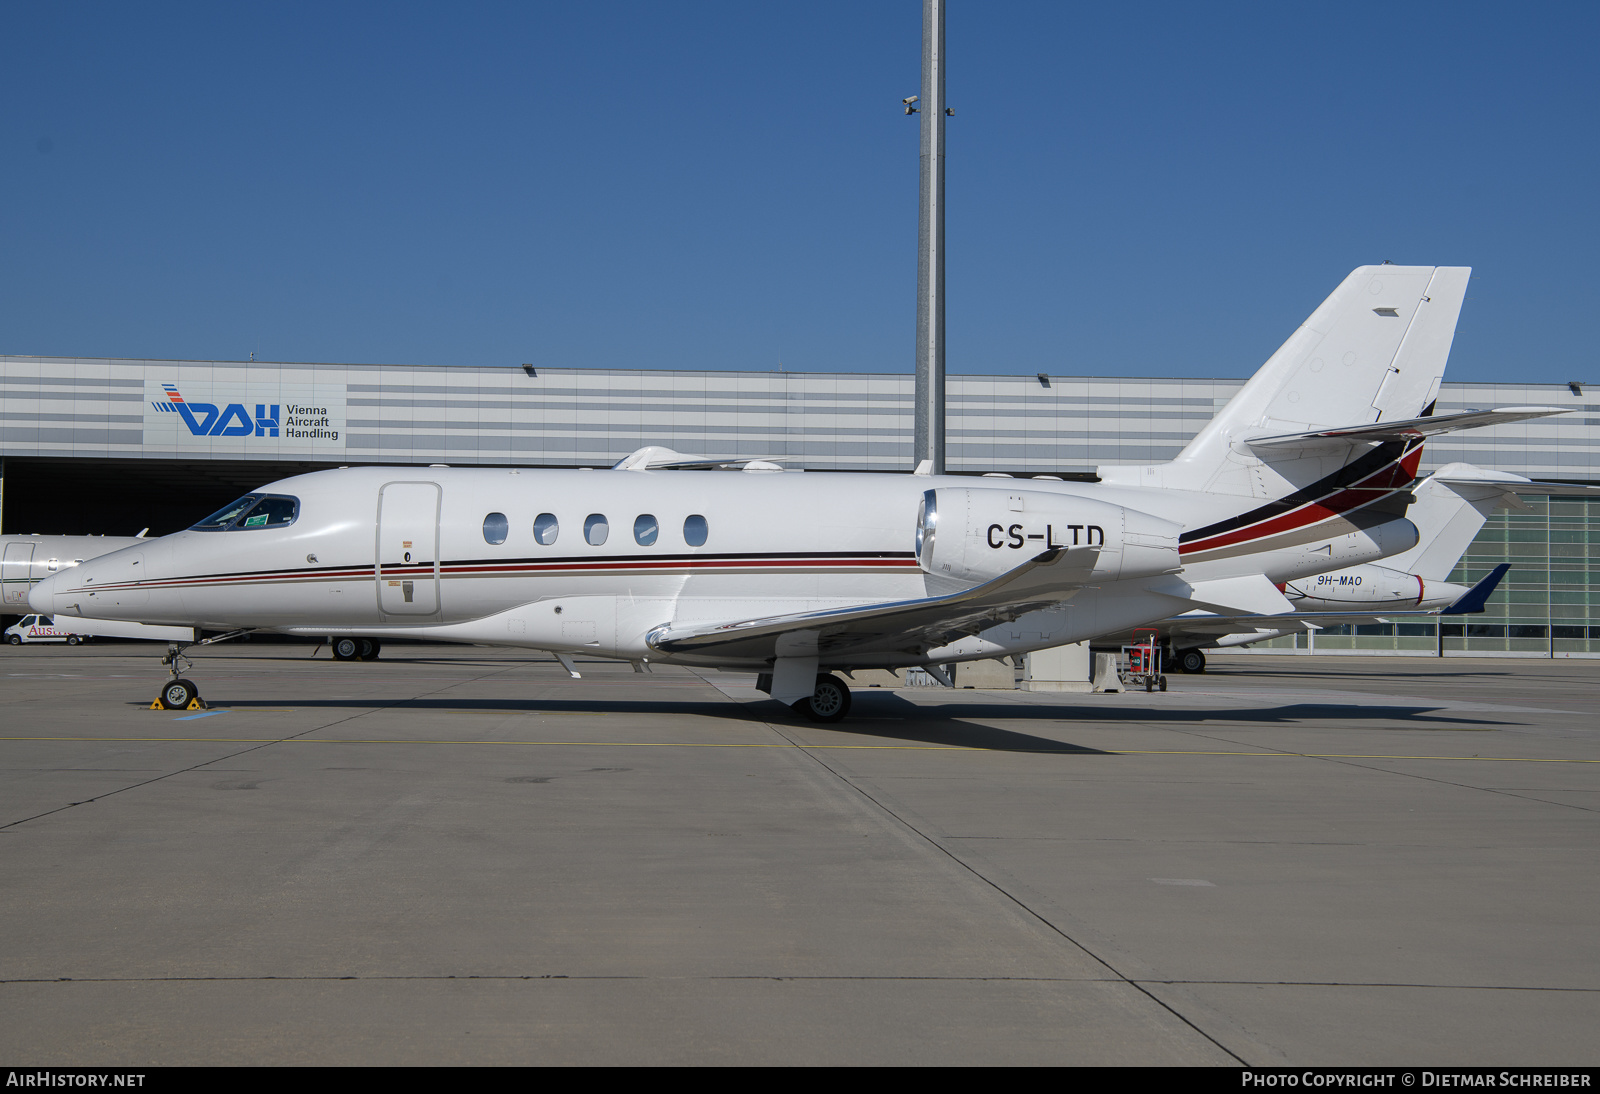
[149,630,252,710]
[152,643,205,710]
[158,677,201,710]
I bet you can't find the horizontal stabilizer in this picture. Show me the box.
[1439,563,1511,615]
[1432,474,1600,499]
[1245,407,1567,450]
[1151,573,1294,616]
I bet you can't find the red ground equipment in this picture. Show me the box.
[1120,628,1168,692]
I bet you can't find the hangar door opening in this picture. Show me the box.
[376,482,441,616]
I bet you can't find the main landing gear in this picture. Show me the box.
[791,673,852,723]
[331,637,382,661]
[1175,648,1207,674]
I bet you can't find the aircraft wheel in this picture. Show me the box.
[7,634,21,645]
[797,673,852,723]
[66,636,81,646]
[1158,675,1168,692]
[159,678,198,710]
[1179,649,1206,674]
[332,637,360,661]
[358,638,381,661]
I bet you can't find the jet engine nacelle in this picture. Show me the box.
[916,488,1182,584]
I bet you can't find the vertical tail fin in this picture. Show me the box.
[1100,265,1471,500]
[1440,563,1511,614]
[1379,463,1510,581]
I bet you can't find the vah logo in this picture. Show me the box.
[152,384,278,437]
[150,385,339,441]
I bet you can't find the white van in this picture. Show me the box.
[4,615,89,645]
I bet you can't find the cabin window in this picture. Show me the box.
[483,512,509,545]
[584,514,609,546]
[684,514,708,547]
[191,493,299,531]
[634,514,658,546]
[534,513,559,545]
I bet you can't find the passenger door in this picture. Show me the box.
[2,544,35,607]
[376,482,441,616]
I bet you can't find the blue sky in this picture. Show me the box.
[3,2,1595,383]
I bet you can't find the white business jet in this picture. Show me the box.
[1144,463,1600,672]
[29,265,1567,718]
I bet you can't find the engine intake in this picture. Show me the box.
[916,488,1181,584]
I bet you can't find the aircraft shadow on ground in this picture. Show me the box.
[841,691,1516,731]
[206,691,1514,753]
[210,694,1086,751]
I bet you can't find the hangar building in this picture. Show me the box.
[2,353,1597,657]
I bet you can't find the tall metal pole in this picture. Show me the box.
[914,0,946,473]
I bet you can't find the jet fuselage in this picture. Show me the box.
[32,464,1419,670]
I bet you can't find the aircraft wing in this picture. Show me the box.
[1244,406,1567,449]
[1164,609,1399,634]
[647,546,1100,661]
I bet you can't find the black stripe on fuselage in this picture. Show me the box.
[1178,441,1411,545]
[440,550,916,569]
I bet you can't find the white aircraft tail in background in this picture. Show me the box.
[1148,464,1600,670]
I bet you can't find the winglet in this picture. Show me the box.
[1439,563,1511,615]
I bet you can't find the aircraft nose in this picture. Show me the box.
[27,572,62,615]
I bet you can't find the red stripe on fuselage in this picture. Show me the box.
[79,556,922,593]
[1179,446,1421,556]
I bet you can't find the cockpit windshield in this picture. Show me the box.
[191,494,300,531]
